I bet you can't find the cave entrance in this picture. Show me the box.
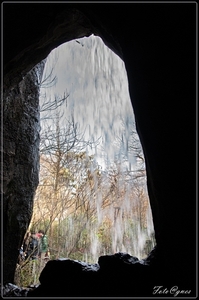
[29,35,156,265]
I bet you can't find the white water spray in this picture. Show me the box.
[38,34,156,263]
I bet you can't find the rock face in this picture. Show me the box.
[2,251,193,297]
[3,61,45,284]
[2,2,196,297]
[2,283,29,297]
[27,253,153,297]
[26,251,194,297]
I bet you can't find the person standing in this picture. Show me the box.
[25,232,39,260]
[37,230,48,272]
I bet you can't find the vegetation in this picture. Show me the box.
[14,59,155,287]
[15,113,155,286]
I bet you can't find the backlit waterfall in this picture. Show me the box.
[36,34,156,264]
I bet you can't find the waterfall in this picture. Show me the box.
[36,34,155,263]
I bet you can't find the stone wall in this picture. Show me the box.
[2,61,45,283]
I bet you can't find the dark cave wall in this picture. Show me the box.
[3,5,96,92]
[3,61,45,283]
[2,6,97,284]
[2,2,196,291]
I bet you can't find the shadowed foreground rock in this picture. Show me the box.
[2,251,194,297]
[27,252,152,297]
[2,283,29,297]
[25,250,190,298]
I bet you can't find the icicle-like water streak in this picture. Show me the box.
[42,35,134,164]
[40,35,155,263]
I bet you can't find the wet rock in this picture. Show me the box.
[98,251,139,269]
[2,283,29,297]
[3,61,45,284]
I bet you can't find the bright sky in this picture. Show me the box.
[40,34,137,168]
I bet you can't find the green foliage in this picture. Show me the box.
[14,259,41,287]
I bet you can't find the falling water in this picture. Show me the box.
[38,34,156,263]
